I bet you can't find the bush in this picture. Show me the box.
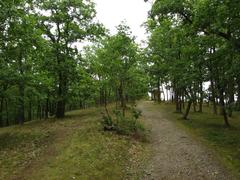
[101,113,115,131]
[101,108,146,140]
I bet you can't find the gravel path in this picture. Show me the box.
[138,101,235,180]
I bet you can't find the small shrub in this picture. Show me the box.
[101,113,115,131]
[101,108,146,140]
[131,108,142,120]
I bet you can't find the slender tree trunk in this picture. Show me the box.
[18,82,25,125]
[219,88,230,127]
[228,80,235,117]
[37,102,41,120]
[99,87,104,106]
[56,72,65,118]
[18,54,25,125]
[182,94,185,109]
[0,98,3,127]
[166,89,169,102]
[210,79,218,114]
[5,99,9,126]
[119,81,126,117]
[199,82,203,113]
[157,79,161,103]
[193,101,197,112]
[175,88,181,112]
[115,88,119,109]
[41,105,45,119]
[161,86,166,102]
[183,100,192,120]
[28,100,32,121]
[45,97,49,119]
[236,78,240,111]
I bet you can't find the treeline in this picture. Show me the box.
[146,0,240,127]
[0,0,148,127]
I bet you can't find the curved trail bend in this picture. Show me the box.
[138,101,234,180]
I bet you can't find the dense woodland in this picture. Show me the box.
[0,0,240,128]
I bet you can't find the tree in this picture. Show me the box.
[37,0,104,118]
[145,0,240,126]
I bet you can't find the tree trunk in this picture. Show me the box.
[157,79,161,103]
[18,82,25,125]
[219,88,230,127]
[45,97,49,119]
[210,79,218,114]
[17,54,25,125]
[56,72,66,118]
[175,89,181,113]
[37,102,41,120]
[227,80,235,117]
[193,101,197,112]
[119,81,126,117]
[199,82,203,113]
[5,99,9,126]
[236,78,240,111]
[56,100,65,118]
[183,100,192,120]
[166,89,169,101]
[162,87,166,102]
[28,100,32,121]
[0,98,3,127]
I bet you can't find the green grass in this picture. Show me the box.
[154,102,240,178]
[0,107,150,180]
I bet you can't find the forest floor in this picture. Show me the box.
[138,101,238,180]
[1,101,239,179]
[0,106,150,180]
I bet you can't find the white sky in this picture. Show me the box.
[93,0,152,44]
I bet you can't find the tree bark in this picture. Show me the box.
[5,99,9,126]
[236,78,240,111]
[28,100,32,121]
[210,79,218,114]
[18,82,25,125]
[56,72,66,118]
[157,79,161,103]
[183,100,192,120]
[219,88,230,127]
[119,81,126,117]
[0,98,3,127]
[227,80,235,117]
[45,97,49,119]
[17,54,25,125]
[199,82,203,113]
[175,88,181,113]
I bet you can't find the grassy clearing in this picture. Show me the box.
[0,107,150,180]
[154,102,240,178]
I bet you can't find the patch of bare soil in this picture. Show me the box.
[138,101,235,180]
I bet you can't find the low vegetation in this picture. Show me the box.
[102,106,147,141]
[0,107,150,180]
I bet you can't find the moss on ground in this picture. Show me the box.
[0,107,150,180]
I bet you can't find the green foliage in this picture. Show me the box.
[101,107,146,140]
[146,0,240,123]
[0,0,105,125]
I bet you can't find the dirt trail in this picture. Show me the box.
[138,101,234,180]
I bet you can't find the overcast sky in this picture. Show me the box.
[93,0,152,44]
